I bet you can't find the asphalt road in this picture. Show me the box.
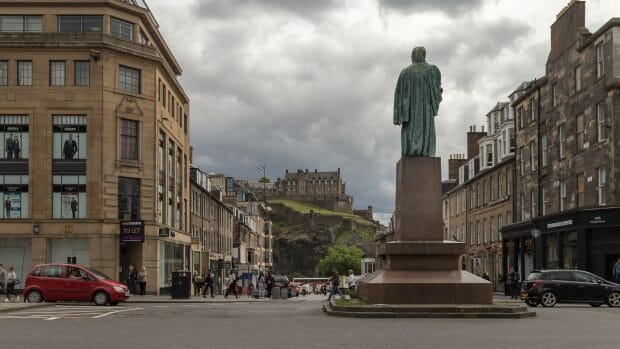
[1,295,618,349]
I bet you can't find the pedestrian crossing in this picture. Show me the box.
[0,305,143,321]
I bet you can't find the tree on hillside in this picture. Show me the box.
[259,176,271,184]
[315,244,364,277]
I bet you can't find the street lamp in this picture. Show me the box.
[258,164,266,201]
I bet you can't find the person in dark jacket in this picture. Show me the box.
[126,265,138,295]
[203,269,214,298]
[265,272,275,298]
[508,268,520,299]
[326,267,344,302]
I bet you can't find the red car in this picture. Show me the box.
[23,263,129,306]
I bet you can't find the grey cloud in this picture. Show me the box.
[379,0,483,16]
[192,0,339,20]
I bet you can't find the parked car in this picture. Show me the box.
[520,269,620,308]
[23,263,130,306]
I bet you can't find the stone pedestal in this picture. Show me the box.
[357,157,492,304]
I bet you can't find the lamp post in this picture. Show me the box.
[258,164,266,201]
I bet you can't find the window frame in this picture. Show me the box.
[558,123,566,158]
[120,119,139,161]
[0,60,7,85]
[596,42,604,79]
[598,167,607,206]
[74,60,90,87]
[49,60,66,86]
[597,102,606,142]
[118,65,141,94]
[110,17,134,41]
[17,60,32,86]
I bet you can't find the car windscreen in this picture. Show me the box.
[525,272,542,281]
[87,268,111,280]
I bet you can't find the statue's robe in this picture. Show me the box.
[393,60,442,157]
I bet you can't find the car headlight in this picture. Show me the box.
[113,286,126,293]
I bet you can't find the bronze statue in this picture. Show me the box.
[393,47,442,157]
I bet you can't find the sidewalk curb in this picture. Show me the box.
[0,303,53,314]
[126,298,291,304]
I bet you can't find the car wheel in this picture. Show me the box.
[93,291,109,306]
[606,292,620,307]
[540,291,557,307]
[589,303,602,307]
[525,299,539,307]
[27,290,43,303]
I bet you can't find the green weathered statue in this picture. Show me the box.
[393,47,443,157]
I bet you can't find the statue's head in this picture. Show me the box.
[411,46,426,63]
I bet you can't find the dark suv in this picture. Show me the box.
[521,269,620,308]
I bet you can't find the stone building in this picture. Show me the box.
[502,1,620,281]
[443,104,515,290]
[189,166,234,291]
[273,168,353,213]
[0,0,191,294]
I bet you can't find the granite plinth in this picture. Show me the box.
[357,270,492,304]
[357,157,493,305]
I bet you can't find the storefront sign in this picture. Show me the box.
[589,216,606,224]
[547,219,573,229]
[159,228,170,237]
[120,221,145,243]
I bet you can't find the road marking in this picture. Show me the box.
[44,317,61,321]
[92,307,143,318]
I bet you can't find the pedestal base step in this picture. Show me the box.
[323,301,536,319]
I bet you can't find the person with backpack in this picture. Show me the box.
[265,272,274,298]
[326,267,344,302]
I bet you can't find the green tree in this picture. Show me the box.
[315,244,364,277]
[259,176,271,184]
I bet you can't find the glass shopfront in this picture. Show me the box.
[159,241,184,289]
[544,234,559,269]
[562,231,578,270]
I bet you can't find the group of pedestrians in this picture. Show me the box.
[125,265,147,297]
[0,264,19,302]
[326,268,356,302]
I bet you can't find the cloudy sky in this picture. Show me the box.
[147,0,619,223]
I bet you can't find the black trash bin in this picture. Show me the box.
[171,271,191,299]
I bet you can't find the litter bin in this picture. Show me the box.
[280,288,288,299]
[271,286,281,299]
[171,271,191,299]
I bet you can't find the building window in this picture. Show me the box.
[544,234,559,269]
[118,177,140,221]
[110,17,133,41]
[120,119,139,160]
[74,61,90,86]
[541,134,548,167]
[0,16,42,32]
[518,106,524,128]
[1,115,29,160]
[576,114,585,151]
[519,146,524,175]
[52,175,86,219]
[0,60,7,85]
[530,98,537,122]
[483,218,487,243]
[562,231,578,270]
[17,61,32,86]
[552,83,558,107]
[574,65,581,92]
[168,142,174,184]
[597,102,606,142]
[507,168,512,195]
[530,189,537,218]
[558,123,566,158]
[541,186,547,216]
[139,29,149,45]
[576,173,585,208]
[0,175,29,219]
[520,194,525,221]
[559,181,567,211]
[486,144,493,167]
[167,189,173,226]
[530,141,536,171]
[58,15,102,32]
[158,131,165,179]
[596,42,604,78]
[176,193,181,229]
[157,184,163,224]
[118,66,140,94]
[53,115,87,160]
[598,167,607,206]
[49,61,66,86]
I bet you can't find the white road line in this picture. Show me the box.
[44,317,61,321]
[92,307,143,318]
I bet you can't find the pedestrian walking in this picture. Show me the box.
[508,268,520,299]
[247,279,254,298]
[192,271,203,297]
[613,258,620,284]
[203,269,214,298]
[265,272,274,298]
[257,271,266,298]
[326,267,344,302]
[126,265,137,295]
[0,264,6,299]
[138,266,147,297]
[4,265,19,302]
[224,270,239,299]
[347,269,356,291]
